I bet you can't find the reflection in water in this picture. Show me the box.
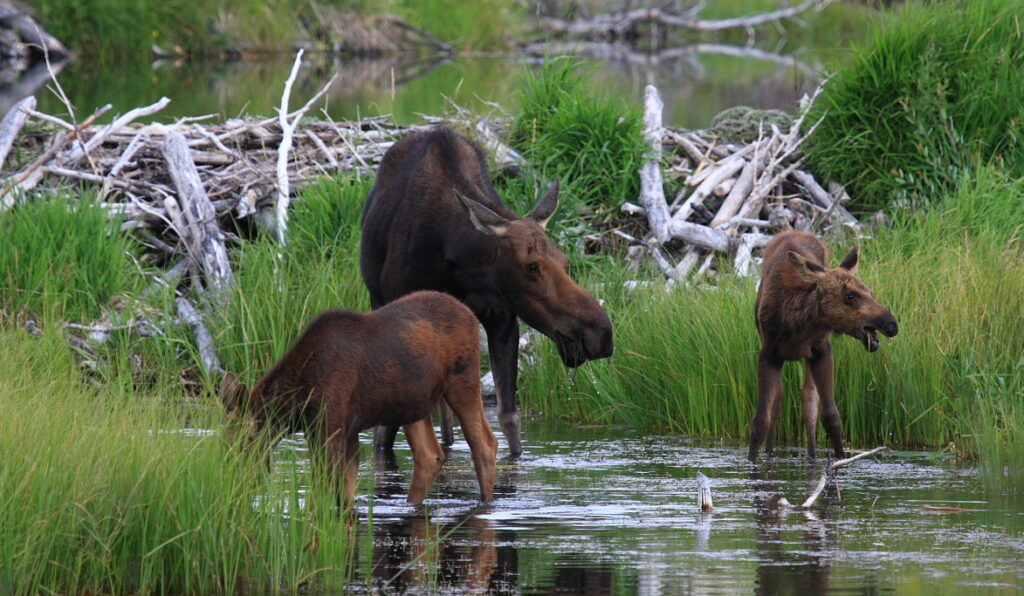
[363,510,516,594]
[751,466,835,596]
[30,44,820,130]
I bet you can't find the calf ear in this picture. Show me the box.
[455,190,509,237]
[526,179,560,229]
[838,245,860,273]
[787,251,826,284]
[219,372,247,413]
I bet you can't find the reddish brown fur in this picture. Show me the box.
[220,291,498,505]
[748,231,898,461]
[360,128,613,457]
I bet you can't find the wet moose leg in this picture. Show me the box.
[403,418,445,504]
[801,361,821,458]
[807,344,845,459]
[749,350,783,462]
[484,309,523,457]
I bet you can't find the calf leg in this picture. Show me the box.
[439,401,455,447]
[325,431,361,508]
[749,350,783,462]
[801,361,821,458]
[807,344,845,459]
[484,309,522,457]
[373,425,400,456]
[403,418,445,504]
[446,376,498,502]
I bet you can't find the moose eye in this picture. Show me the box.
[844,292,857,305]
[526,262,540,274]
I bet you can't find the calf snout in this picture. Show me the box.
[878,313,899,337]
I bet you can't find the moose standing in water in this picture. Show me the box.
[360,128,614,457]
[748,231,898,462]
[219,291,498,505]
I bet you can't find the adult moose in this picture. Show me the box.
[360,128,614,457]
[748,231,898,462]
[219,291,498,505]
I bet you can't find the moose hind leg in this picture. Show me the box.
[808,345,845,459]
[439,401,455,447]
[446,375,497,502]
[403,418,445,504]
[801,361,821,458]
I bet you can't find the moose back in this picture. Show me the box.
[360,128,613,456]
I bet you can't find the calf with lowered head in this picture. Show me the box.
[219,290,498,505]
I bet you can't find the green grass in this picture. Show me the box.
[0,326,355,594]
[806,0,1024,213]
[507,58,647,221]
[214,175,373,384]
[520,167,1024,491]
[0,194,140,324]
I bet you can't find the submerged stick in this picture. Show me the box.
[800,446,888,508]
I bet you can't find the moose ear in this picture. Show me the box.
[219,372,247,413]
[455,190,509,237]
[787,251,826,284]
[526,179,560,229]
[838,245,860,273]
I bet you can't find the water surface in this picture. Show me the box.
[276,412,1023,594]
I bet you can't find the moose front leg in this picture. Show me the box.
[484,309,522,457]
[807,344,845,459]
[749,350,783,462]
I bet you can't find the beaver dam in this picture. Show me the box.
[0,71,870,377]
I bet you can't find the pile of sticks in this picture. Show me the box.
[624,84,863,286]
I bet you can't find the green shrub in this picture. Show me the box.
[508,59,647,221]
[806,0,1024,213]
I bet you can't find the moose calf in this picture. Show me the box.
[220,291,498,505]
[748,231,898,462]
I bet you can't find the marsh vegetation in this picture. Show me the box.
[1,0,1022,592]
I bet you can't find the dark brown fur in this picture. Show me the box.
[748,231,898,461]
[360,128,613,456]
[219,291,498,505]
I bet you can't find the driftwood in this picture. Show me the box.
[621,83,863,288]
[799,446,888,508]
[539,0,835,39]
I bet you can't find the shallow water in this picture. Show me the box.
[273,410,1024,595]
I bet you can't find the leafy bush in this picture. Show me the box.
[806,0,1024,213]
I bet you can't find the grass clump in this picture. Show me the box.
[216,174,373,382]
[806,0,1024,213]
[508,59,647,221]
[0,194,139,324]
[0,326,354,594]
[520,166,1023,492]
